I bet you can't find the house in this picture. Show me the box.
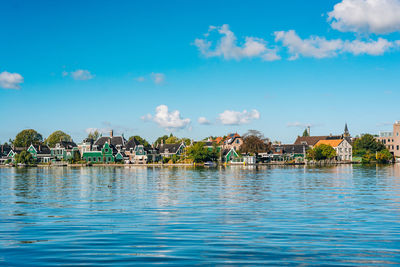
[294,124,352,148]
[78,138,94,156]
[221,147,239,163]
[294,136,331,147]
[82,141,116,163]
[92,130,126,151]
[51,141,78,161]
[27,144,52,163]
[157,142,186,158]
[0,144,11,164]
[314,139,352,161]
[223,133,243,151]
[377,121,400,158]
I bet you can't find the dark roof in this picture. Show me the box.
[125,137,140,150]
[58,141,77,149]
[1,144,11,156]
[294,136,329,146]
[94,136,126,147]
[273,144,308,154]
[158,143,183,154]
[32,145,51,155]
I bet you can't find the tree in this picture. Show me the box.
[376,149,393,163]
[186,142,218,163]
[240,130,271,155]
[69,150,81,164]
[302,129,309,137]
[45,130,71,148]
[353,134,386,156]
[307,144,336,160]
[87,130,100,141]
[14,151,35,165]
[165,135,180,144]
[129,136,150,148]
[155,135,169,145]
[13,129,43,147]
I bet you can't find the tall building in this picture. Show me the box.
[377,121,400,158]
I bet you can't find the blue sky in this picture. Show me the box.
[1,0,400,143]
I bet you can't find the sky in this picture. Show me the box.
[1,0,400,144]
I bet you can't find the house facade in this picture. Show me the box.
[377,121,400,158]
[27,144,52,163]
[51,141,78,161]
[314,139,352,161]
[82,141,115,163]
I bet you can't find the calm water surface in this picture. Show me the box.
[1,165,400,266]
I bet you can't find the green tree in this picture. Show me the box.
[353,134,386,157]
[165,136,180,144]
[186,142,218,163]
[129,136,150,148]
[302,129,310,137]
[87,130,100,141]
[307,144,336,160]
[376,149,393,163]
[14,151,35,165]
[155,135,169,145]
[69,150,81,164]
[240,130,271,156]
[13,129,43,147]
[45,130,71,148]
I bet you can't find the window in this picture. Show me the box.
[88,157,92,162]
[93,157,96,162]
[105,149,109,153]
[98,157,101,161]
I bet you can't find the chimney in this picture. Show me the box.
[110,130,113,138]
[39,145,41,151]
[307,126,311,136]
[161,139,164,145]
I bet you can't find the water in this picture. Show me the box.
[1,165,400,266]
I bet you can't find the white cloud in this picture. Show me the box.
[85,127,108,134]
[70,69,94,80]
[135,76,145,82]
[151,73,165,84]
[0,71,23,89]
[287,122,312,128]
[141,114,152,121]
[343,38,395,55]
[274,30,343,59]
[275,30,398,59]
[194,24,280,61]
[198,117,211,125]
[328,0,400,34]
[218,109,260,125]
[144,105,190,130]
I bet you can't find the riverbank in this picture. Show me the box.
[0,161,365,168]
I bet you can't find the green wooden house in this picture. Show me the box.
[82,142,115,163]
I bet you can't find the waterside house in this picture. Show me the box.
[314,139,353,161]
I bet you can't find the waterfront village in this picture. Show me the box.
[1,121,399,166]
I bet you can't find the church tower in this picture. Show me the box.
[343,123,350,138]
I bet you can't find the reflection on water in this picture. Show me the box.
[1,165,400,265]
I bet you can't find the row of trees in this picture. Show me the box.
[352,134,392,163]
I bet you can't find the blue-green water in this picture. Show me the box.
[1,165,400,266]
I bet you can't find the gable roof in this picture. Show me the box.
[57,141,77,149]
[273,144,308,154]
[294,136,329,146]
[94,136,126,147]
[125,137,140,150]
[158,143,184,154]
[315,139,343,148]
[31,144,51,155]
